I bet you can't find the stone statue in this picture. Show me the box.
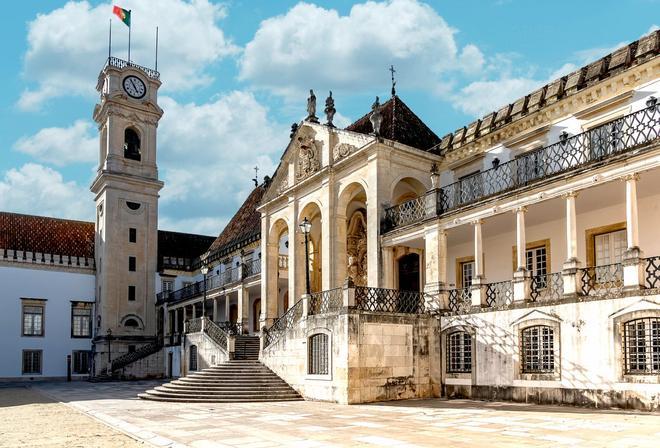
[306,89,318,122]
[369,96,383,136]
[324,91,336,127]
[346,211,368,286]
[290,122,298,138]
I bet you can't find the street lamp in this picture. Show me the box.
[299,217,312,295]
[201,261,210,319]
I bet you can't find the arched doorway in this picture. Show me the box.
[398,253,420,292]
[252,299,261,333]
[298,202,323,293]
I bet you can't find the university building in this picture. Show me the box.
[1,31,659,410]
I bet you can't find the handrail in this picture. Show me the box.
[110,340,162,372]
[383,104,660,232]
[263,298,304,348]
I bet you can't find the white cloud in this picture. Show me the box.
[158,216,226,236]
[19,0,237,110]
[0,164,92,220]
[14,120,97,166]
[239,0,483,98]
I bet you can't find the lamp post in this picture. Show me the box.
[299,217,312,295]
[201,261,210,320]
[106,328,113,364]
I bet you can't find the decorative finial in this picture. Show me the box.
[389,65,396,97]
[369,96,383,136]
[306,89,318,123]
[252,166,259,187]
[324,91,336,127]
[290,122,299,138]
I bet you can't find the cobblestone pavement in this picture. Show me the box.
[33,381,660,448]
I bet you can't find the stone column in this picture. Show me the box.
[288,198,301,304]
[366,153,386,287]
[174,307,180,334]
[237,287,249,334]
[424,224,448,310]
[321,175,335,290]
[382,246,395,289]
[224,294,230,323]
[212,298,218,323]
[471,220,487,307]
[562,192,581,296]
[513,207,531,302]
[622,174,645,290]
[260,214,276,329]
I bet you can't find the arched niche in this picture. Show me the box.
[391,177,427,205]
[337,182,368,286]
[123,127,141,161]
[298,202,323,294]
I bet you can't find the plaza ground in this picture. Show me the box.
[1,382,660,447]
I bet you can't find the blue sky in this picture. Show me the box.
[0,0,657,235]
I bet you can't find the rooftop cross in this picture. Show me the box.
[389,65,397,97]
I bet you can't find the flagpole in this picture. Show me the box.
[127,10,131,62]
[108,19,112,59]
[155,26,159,71]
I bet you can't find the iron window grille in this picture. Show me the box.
[22,350,42,375]
[521,325,555,373]
[623,318,660,375]
[22,305,44,336]
[447,331,472,373]
[308,333,329,375]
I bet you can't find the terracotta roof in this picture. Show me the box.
[346,95,441,152]
[206,184,266,262]
[157,230,216,270]
[0,212,95,258]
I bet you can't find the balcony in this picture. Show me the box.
[382,103,660,233]
[156,264,248,306]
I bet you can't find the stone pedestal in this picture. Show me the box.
[513,268,531,302]
[470,276,487,307]
[622,247,645,291]
[562,257,582,297]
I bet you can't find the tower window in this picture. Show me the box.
[123,128,141,161]
[124,318,139,328]
[129,228,137,243]
[126,201,141,211]
[128,285,136,301]
[129,256,136,272]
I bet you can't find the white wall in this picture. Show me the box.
[0,264,95,378]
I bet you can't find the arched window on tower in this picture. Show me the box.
[124,128,141,161]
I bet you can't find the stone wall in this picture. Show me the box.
[261,310,441,404]
[182,332,228,376]
[116,349,164,380]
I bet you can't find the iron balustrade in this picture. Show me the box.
[354,287,425,314]
[186,317,202,333]
[579,263,624,298]
[383,104,660,233]
[110,340,162,372]
[263,299,304,348]
[645,256,660,290]
[105,56,160,80]
[309,288,343,315]
[157,266,244,306]
[485,281,514,309]
[447,288,472,314]
[217,321,241,335]
[530,272,564,302]
[243,258,261,278]
[204,317,229,352]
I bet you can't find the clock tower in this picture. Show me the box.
[91,58,164,375]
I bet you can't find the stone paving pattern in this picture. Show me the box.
[27,382,660,447]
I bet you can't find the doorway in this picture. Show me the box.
[252,299,261,333]
[398,253,420,292]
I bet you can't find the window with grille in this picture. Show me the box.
[189,345,198,371]
[623,318,660,374]
[308,333,329,375]
[22,304,44,336]
[447,331,472,373]
[460,261,474,289]
[521,325,555,373]
[71,303,92,337]
[72,350,91,374]
[22,350,42,375]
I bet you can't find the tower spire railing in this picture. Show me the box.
[105,56,160,80]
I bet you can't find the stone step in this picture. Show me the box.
[142,389,300,399]
[153,387,298,397]
[160,384,295,392]
[138,393,302,403]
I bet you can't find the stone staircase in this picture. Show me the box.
[138,359,302,402]
[234,335,260,360]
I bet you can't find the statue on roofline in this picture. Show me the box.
[306,89,318,123]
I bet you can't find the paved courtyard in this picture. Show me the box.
[2,381,658,447]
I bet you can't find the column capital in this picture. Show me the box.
[563,191,579,199]
[514,205,528,214]
[471,218,483,226]
[621,172,640,182]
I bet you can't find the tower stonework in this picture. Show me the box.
[91,59,164,375]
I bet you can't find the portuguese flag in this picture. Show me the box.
[112,5,131,27]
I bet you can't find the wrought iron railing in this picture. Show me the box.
[263,299,304,349]
[110,340,162,372]
[645,256,660,290]
[309,288,343,315]
[383,104,660,232]
[485,281,514,309]
[204,317,229,352]
[354,287,424,314]
[157,266,245,305]
[447,288,472,314]
[579,263,624,298]
[186,317,202,333]
[105,56,160,80]
[530,272,564,302]
[243,258,261,278]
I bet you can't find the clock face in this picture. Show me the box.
[122,76,146,99]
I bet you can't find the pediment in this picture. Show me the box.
[609,298,660,320]
[510,309,562,327]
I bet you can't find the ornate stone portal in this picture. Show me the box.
[296,127,321,180]
[346,210,367,286]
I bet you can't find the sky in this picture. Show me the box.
[0,0,657,236]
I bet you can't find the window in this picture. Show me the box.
[623,318,660,374]
[595,229,627,266]
[72,351,91,374]
[162,280,174,294]
[447,331,472,373]
[123,128,141,161]
[22,350,42,375]
[189,345,198,371]
[124,318,139,328]
[457,259,474,289]
[71,303,92,338]
[128,285,136,301]
[126,201,141,211]
[308,333,329,375]
[129,256,136,271]
[129,228,137,243]
[22,303,44,336]
[521,325,555,373]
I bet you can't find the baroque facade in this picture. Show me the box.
[1,31,660,410]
